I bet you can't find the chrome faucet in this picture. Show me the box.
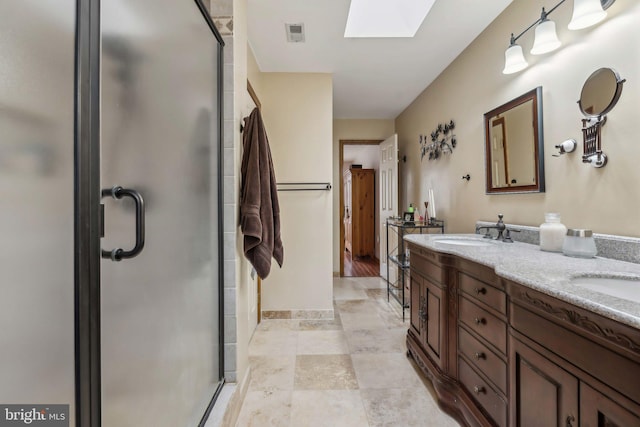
[475,214,515,242]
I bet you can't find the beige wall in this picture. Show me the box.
[396,0,640,236]
[249,72,335,312]
[332,120,395,272]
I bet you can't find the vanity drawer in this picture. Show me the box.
[411,253,443,285]
[459,296,507,355]
[459,326,507,394]
[459,357,507,427]
[459,273,506,315]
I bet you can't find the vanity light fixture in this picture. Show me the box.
[503,35,528,74]
[568,0,607,30]
[503,0,613,75]
[530,8,561,55]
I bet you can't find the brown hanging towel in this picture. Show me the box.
[240,107,284,279]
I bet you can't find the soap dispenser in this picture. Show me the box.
[539,213,567,252]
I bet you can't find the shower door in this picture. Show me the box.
[99,1,223,426]
[1,1,223,425]
[0,0,77,424]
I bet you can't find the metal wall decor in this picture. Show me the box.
[420,120,456,161]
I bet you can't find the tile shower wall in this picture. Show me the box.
[208,0,237,382]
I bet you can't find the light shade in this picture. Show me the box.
[568,0,607,30]
[503,44,528,74]
[531,19,561,54]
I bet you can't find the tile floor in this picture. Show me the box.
[234,277,459,426]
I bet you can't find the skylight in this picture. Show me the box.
[344,0,436,38]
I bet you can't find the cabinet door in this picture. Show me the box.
[580,383,640,427]
[410,271,423,337]
[409,271,446,371]
[424,279,445,370]
[510,338,578,427]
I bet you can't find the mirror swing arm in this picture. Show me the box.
[580,116,608,167]
[577,68,625,168]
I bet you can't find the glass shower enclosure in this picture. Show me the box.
[0,1,224,426]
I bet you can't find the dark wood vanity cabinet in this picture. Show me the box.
[509,283,640,427]
[406,244,640,427]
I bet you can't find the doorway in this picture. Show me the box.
[339,140,382,277]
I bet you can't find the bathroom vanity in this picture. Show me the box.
[405,234,640,427]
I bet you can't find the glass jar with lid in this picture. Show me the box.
[562,229,597,258]
[539,213,567,252]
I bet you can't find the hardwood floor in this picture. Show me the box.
[343,250,379,277]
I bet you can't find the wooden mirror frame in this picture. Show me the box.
[484,86,545,194]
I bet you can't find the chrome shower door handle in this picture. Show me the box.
[101,186,145,261]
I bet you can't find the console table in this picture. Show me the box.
[385,218,444,320]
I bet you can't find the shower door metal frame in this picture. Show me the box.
[73,0,225,425]
[193,3,227,425]
[74,0,103,425]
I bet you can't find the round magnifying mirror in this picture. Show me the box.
[578,68,625,118]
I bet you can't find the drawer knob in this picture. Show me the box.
[474,352,486,360]
[475,287,487,295]
[473,385,486,395]
[474,317,486,325]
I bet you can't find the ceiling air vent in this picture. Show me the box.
[285,23,305,43]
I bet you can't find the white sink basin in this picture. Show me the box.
[434,238,495,248]
[570,277,640,304]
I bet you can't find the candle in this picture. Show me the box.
[428,189,436,219]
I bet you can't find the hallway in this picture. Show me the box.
[234,277,458,426]
[343,251,379,277]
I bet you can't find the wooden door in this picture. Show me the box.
[351,169,374,257]
[246,80,261,327]
[510,337,578,427]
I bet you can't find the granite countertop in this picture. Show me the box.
[404,233,640,329]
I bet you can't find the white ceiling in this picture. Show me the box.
[247,0,513,119]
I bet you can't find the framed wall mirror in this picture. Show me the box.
[484,86,544,194]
